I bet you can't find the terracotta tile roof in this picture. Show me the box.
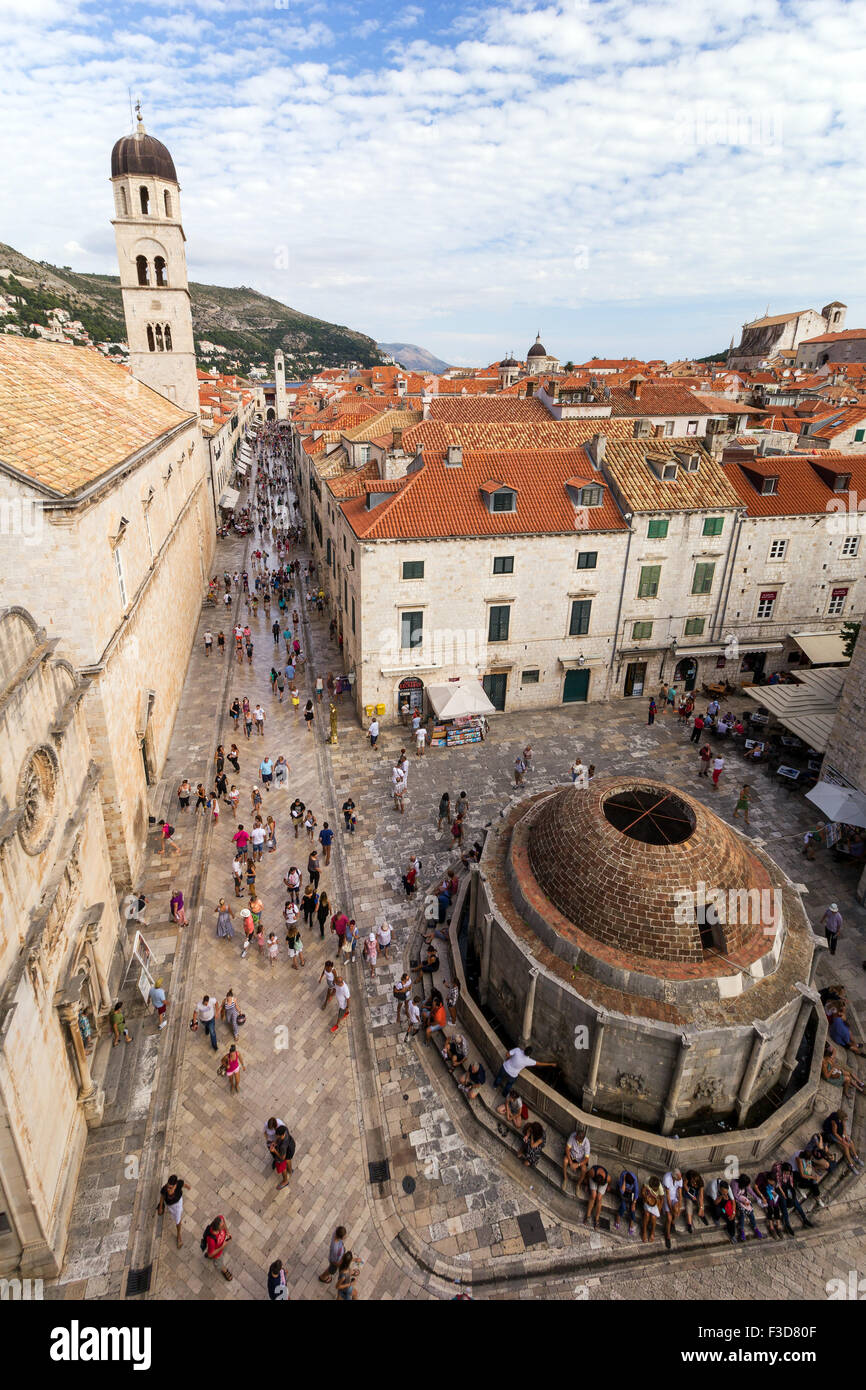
[800,329,866,344]
[799,405,866,437]
[607,383,719,417]
[426,395,549,423]
[602,440,741,513]
[721,453,866,515]
[326,461,381,497]
[435,377,500,396]
[744,311,807,328]
[0,336,192,495]
[402,418,634,454]
[692,393,755,415]
[340,409,422,441]
[575,359,648,371]
[340,446,628,541]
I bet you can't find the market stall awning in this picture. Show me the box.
[790,630,850,666]
[743,666,846,752]
[673,642,785,658]
[806,782,866,828]
[234,461,248,475]
[426,681,496,719]
[218,487,240,511]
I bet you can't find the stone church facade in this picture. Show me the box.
[0,116,213,1274]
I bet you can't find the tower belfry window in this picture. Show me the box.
[118,185,128,216]
[146,325,155,352]
[154,324,164,352]
[139,185,150,215]
[136,255,150,286]
[154,256,167,287]
[163,324,172,351]
[164,189,172,217]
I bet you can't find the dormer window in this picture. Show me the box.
[480,480,516,513]
[577,485,604,508]
[834,473,851,492]
[661,463,678,481]
[761,476,779,495]
[647,454,677,482]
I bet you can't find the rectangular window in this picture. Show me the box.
[401,610,423,649]
[569,599,591,636]
[664,420,674,436]
[855,429,865,442]
[842,535,860,556]
[692,562,715,595]
[488,604,511,643]
[114,547,127,607]
[144,509,154,562]
[576,551,597,569]
[647,519,668,539]
[761,477,779,495]
[684,616,705,636]
[344,579,348,608]
[757,591,776,619]
[686,420,698,435]
[521,668,540,684]
[768,538,788,560]
[351,549,355,567]
[638,565,661,598]
[493,555,514,574]
[351,596,356,632]
[491,490,516,513]
[402,560,424,580]
[578,485,604,508]
[702,517,723,537]
[828,587,848,616]
[632,621,653,639]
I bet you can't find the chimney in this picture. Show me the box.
[525,379,535,398]
[422,391,433,421]
[445,443,463,467]
[590,432,606,467]
[392,428,404,453]
[629,374,644,400]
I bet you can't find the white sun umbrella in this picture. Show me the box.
[805,782,866,828]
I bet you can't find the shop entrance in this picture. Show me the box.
[482,673,508,711]
[674,657,698,693]
[624,661,647,697]
[397,676,424,721]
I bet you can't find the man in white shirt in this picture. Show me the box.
[415,724,427,757]
[662,1168,684,1249]
[250,823,266,861]
[330,976,351,1032]
[562,1128,591,1191]
[368,718,379,748]
[493,1045,554,1097]
[570,759,588,788]
[404,996,421,1042]
[194,995,218,1050]
[254,705,266,736]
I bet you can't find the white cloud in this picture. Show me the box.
[1,0,863,362]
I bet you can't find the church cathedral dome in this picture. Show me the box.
[111,129,177,182]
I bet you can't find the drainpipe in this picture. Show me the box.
[714,509,745,643]
[605,519,633,699]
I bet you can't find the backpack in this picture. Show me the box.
[200,1224,211,1252]
[165,825,175,838]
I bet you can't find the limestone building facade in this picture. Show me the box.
[728,302,846,371]
[0,610,124,1277]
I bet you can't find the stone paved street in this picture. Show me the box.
[48,451,866,1302]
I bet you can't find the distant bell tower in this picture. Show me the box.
[275,349,288,420]
[110,104,199,416]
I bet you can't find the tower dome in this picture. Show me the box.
[111,107,177,182]
[527,333,547,358]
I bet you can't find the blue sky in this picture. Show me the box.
[1,0,865,365]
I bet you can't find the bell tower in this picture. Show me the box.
[275,349,288,420]
[110,104,199,416]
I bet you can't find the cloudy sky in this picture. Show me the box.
[1,0,864,365]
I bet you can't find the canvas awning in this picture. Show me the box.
[234,461,248,475]
[426,681,496,720]
[743,666,846,751]
[673,642,785,658]
[789,631,850,666]
[218,487,240,511]
[806,782,866,828]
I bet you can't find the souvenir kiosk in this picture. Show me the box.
[426,681,496,749]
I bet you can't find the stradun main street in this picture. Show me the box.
[42,433,866,1303]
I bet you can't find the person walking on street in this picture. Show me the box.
[319,1226,347,1284]
[270,1125,295,1189]
[149,978,168,1030]
[319,822,334,865]
[513,753,526,787]
[194,995,219,1050]
[330,975,350,1031]
[393,970,412,1027]
[110,1001,132,1046]
[732,783,752,824]
[647,698,657,725]
[698,743,712,777]
[203,1215,233,1281]
[222,989,242,1039]
[157,1174,186,1248]
[712,754,725,789]
[822,903,843,955]
[368,717,379,749]
[437,791,451,831]
[157,819,180,855]
[214,898,235,939]
[690,712,705,744]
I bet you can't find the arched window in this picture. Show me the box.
[146,325,155,352]
[154,324,164,352]
[139,185,150,215]
[136,255,150,286]
[118,185,129,216]
[154,256,167,287]
[164,189,172,217]
[163,324,172,351]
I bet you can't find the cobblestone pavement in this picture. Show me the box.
[49,452,866,1302]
